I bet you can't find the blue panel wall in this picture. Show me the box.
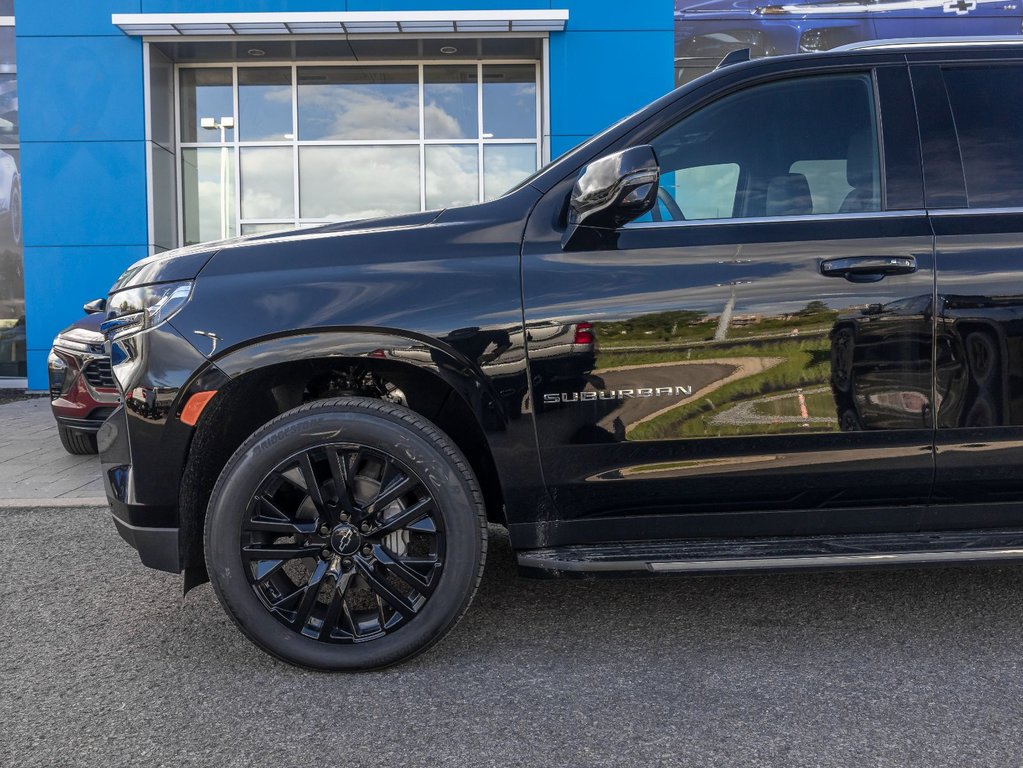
[549,1,675,156]
[18,0,675,388]
[18,2,147,389]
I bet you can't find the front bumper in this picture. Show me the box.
[100,404,182,573]
[98,322,223,574]
[55,410,116,434]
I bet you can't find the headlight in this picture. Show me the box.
[101,281,193,341]
[47,350,68,400]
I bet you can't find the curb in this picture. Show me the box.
[0,497,109,509]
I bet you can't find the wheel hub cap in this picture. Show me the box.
[330,523,362,556]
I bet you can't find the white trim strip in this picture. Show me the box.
[113,10,569,36]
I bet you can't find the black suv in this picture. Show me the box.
[99,39,1023,670]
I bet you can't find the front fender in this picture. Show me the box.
[207,326,512,430]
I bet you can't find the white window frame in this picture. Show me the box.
[172,55,545,246]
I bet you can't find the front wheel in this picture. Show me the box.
[204,397,487,671]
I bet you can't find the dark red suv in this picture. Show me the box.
[47,312,118,454]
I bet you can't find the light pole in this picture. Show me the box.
[200,116,234,240]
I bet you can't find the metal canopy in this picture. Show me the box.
[112,9,569,37]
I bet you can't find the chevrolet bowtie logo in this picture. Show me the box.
[943,0,976,13]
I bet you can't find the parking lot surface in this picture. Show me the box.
[4,504,1023,767]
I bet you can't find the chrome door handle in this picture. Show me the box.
[819,256,917,283]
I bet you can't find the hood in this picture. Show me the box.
[110,209,444,293]
[53,311,105,351]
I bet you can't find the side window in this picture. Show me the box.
[942,65,1023,209]
[645,73,880,222]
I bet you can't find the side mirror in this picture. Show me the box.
[83,298,106,315]
[563,145,659,248]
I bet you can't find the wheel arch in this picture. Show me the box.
[178,328,509,589]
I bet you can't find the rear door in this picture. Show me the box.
[521,63,937,545]
[912,54,1023,528]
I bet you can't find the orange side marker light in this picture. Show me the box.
[180,390,217,426]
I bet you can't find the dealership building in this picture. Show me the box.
[2,0,1007,390]
[0,0,673,390]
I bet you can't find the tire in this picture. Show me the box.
[204,397,487,671]
[58,424,98,455]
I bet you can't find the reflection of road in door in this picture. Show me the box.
[591,357,792,436]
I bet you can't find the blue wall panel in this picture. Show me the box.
[17,36,144,143]
[548,29,674,138]
[24,245,147,388]
[20,141,148,248]
[15,1,140,38]
[560,0,671,31]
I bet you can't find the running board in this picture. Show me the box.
[516,530,1023,578]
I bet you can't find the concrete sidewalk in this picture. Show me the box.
[0,398,107,506]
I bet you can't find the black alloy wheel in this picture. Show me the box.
[205,397,486,670]
[242,444,444,643]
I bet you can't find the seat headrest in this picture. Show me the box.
[766,173,813,217]
[846,130,876,189]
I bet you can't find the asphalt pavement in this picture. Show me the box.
[5,504,1023,767]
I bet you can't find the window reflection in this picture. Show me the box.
[484,144,536,201]
[182,147,236,245]
[240,147,293,220]
[299,145,420,221]
[180,68,234,143]
[239,68,293,141]
[483,65,536,139]
[298,66,418,140]
[0,15,20,380]
[426,145,478,209]
[178,63,540,238]
[424,66,478,140]
[241,222,295,236]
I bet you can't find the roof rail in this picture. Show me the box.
[831,36,1023,52]
[716,47,751,69]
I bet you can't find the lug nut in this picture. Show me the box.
[321,548,331,559]
[360,523,371,533]
[319,525,330,535]
[339,513,349,522]
[342,558,353,568]
[362,545,373,557]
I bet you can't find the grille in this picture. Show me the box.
[82,359,115,389]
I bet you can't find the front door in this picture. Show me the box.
[522,66,936,544]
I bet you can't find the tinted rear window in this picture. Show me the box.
[942,66,1023,209]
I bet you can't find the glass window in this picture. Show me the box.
[0,74,16,144]
[239,68,293,141]
[299,146,420,221]
[298,66,418,141]
[180,68,234,144]
[178,63,541,240]
[482,65,536,139]
[648,74,880,221]
[182,147,236,245]
[658,164,740,220]
[943,66,1023,209]
[241,222,295,236]
[240,147,293,220]
[483,145,536,201]
[426,145,478,209]
[424,66,478,140]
